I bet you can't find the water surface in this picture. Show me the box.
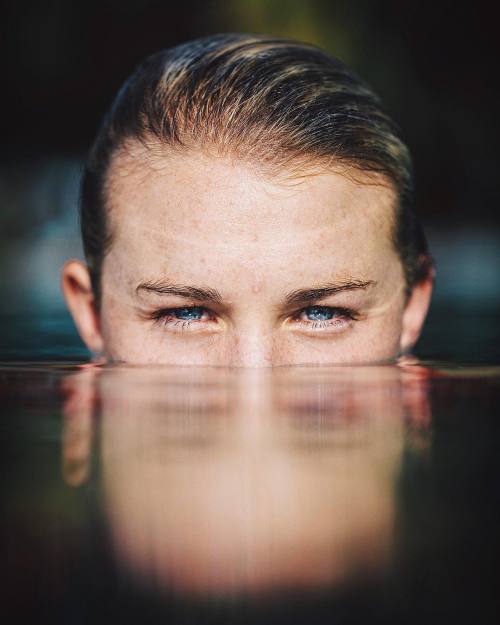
[2,362,500,624]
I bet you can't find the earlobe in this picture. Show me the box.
[400,273,434,354]
[61,260,104,355]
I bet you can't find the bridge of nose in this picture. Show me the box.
[228,325,276,367]
[220,280,293,367]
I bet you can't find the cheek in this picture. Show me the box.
[276,326,401,365]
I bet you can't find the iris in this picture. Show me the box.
[305,306,335,321]
[172,307,205,321]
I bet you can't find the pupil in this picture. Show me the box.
[174,307,204,321]
[306,306,334,321]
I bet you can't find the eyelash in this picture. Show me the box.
[150,305,358,333]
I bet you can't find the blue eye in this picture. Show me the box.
[304,306,337,321]
[294,305,357,332]
[150,306,213,332]
[172,307,205,321]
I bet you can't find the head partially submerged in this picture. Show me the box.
[62,33,433,365]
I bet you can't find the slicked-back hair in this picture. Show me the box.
[80,33,430,302]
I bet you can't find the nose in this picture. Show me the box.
[229,329,274,368]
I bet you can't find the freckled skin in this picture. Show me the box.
[64,146,432,366]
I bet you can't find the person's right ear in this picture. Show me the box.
[61,260,104,354]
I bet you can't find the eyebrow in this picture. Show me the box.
[283,279,376,307]
[137,278,375,307]
[136,280,224,305]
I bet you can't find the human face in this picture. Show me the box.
[62,147,432,365]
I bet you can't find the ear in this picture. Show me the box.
[400,273,434,354]
[61,260,104,354]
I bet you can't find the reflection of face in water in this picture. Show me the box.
[62,365,430,596]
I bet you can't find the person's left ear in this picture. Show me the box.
[400,272,434,354]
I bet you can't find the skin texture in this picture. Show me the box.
[62,146,433,365]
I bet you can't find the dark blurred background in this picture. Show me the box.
[1,0,499,362]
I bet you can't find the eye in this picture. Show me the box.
[294,305,357,332]
[148,304,358,335]
[151,306,214,331]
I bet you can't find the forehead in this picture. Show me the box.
[104,146,398,282]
